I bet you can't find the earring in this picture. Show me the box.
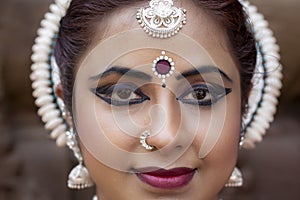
[225,167,243,187]
[224,132,244,187]
[239,133,245,149]
[56,84,94,189]
[66,128,94,189]
[239,124,246,149]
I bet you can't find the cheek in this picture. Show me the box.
[93,102,149,150]
[207,82,242,159]
[181,85,241,199]
[80,144,128,198]
[216,84,242,153]
[75,89,146,152]
[198,83,242,189]
[192,87,241,158]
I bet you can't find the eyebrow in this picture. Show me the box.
[89,66,152,81]
[176,66,233,82]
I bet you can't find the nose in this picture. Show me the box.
[146,88,182,152]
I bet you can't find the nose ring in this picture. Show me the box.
[140,130,154,151]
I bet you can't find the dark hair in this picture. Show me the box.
[54,0,256,113]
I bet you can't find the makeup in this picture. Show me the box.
[91,83,150,106]
[177,66,233,83]
[177,83,232,106]
[153,51,175,88]
[136,167,196,189]
[75,28,239,172]
[89,66,152,82]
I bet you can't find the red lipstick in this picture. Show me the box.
[136,167,196,189]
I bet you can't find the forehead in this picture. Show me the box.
[97,1,231,53]
[85,0,238,79]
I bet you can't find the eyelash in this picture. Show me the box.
[91,83,150,106]
[91,83,231,107]
[176,84,232,106]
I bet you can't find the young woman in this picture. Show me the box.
[31,0,282,199]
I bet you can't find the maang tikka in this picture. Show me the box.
[137,0,187,38]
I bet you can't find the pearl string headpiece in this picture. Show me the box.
[238,0,282,148]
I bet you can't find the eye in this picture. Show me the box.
[91,83,150,106]
[177,83,232,106]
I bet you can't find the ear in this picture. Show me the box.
[55,84,64,100]
[55,83,74,126]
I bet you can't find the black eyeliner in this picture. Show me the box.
[177,83,232,106]
[91,83,150,106]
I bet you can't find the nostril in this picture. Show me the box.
[146,130,178,151]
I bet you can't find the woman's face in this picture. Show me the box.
[74,1,241,199]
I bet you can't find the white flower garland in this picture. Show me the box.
[239,0,283,148]
[31,0,71,147]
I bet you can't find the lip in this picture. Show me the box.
[136,167,196,189]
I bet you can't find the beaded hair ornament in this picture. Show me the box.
[30,0,282,190]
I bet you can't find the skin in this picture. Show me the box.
[67,0,242,199]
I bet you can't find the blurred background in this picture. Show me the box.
[0,0,299,199]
